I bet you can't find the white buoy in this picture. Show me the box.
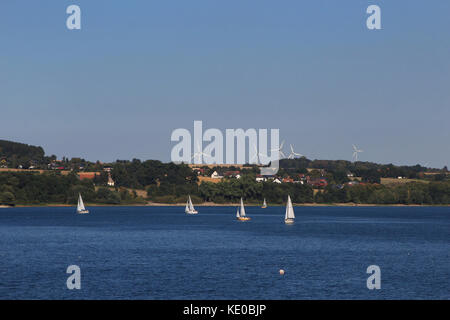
[279,269,285,275]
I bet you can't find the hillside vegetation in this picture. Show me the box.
[0,140,448,206]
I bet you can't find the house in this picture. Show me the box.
[211,171,223,179]
[347,172,354,178]
[224,171,241,179]
[273,178,282,184]
[282,177,294,183]
[307,177,328,187]
[256,174,267,182]
[192,168,206,176]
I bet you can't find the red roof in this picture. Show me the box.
[224,171,240,176]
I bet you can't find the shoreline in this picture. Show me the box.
[2,202,449,208]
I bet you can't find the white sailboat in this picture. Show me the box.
[261,198,267,208]
[284,195,295,224]
[76,193,89,214]
[185,195,198,214]
[236,197,250,221]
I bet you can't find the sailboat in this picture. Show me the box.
[185,195,198,214]
[76,193,89,214]
[236,198,251,221]
[284,195,295,224]
[261,198,267,208]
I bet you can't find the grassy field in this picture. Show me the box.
[380,178,429,185]
[197,176,222,184]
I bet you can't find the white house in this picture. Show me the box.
[211,171,223,179]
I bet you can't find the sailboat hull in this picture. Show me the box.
[77,210,89,214]
[186,210,198,215]
[284,218,294,224]
[237,217,251,221]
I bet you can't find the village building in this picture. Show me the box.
[307,177,328,187]
[224,171,241,179]
[211,171,223,179]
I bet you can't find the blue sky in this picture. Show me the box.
[0,1,449,168]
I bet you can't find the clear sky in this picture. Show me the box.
[0,1,449,168]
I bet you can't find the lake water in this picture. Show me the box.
[0,206,449,299]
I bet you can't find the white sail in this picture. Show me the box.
[263,198,267,207]
[285,195,295,220]
[236,207,240,218]
[185,199,190,213]
[240,198,246,217]
[77,194,86,212]
[185,195,197,214]
[188,195,195,212]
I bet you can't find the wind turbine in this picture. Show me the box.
[352,144,363,162]
[250,145,270,165]
[270,140,286,160]
[288,144,303,159]
[191,141,211,164]
[250,145,261,164]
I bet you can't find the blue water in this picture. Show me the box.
[0,206,449,300]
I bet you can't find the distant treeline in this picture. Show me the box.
[108,160,450,205]
[0,140,47,168]
[150,177,450,205]
[0,140,449,206]
[278,158,447,183]
[315,181,450,205]
[0,172,145,206]
[111,159,198,189]
[0,167,449,206]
